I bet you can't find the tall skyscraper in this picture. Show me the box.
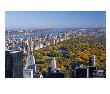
[75,67,88,78]
[23,52,36,78]
[53,36,56,44]
[5,51,23,78]
[28,38,34,52]
[51,57,57,69]
[48,57,57,73]
[89,55,95,66]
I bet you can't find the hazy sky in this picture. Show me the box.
[5,11,106,28]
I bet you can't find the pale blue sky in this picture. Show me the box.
[5,11,106,28]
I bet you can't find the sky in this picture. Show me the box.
[5,11,106,28]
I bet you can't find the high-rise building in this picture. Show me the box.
[89,55,95,66]
[53,36,56,44]
[75,67,88,78]
[29,38,34,52]
[26,52,36,70]
[48,57,57,73]
[5,51,23,78]
[52,57,57,69]
[47,57,65,78]
[88,66,97,78]
[23,52,36,78]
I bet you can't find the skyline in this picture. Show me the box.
[5,11,106,29]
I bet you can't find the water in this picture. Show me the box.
[6,28,72,39]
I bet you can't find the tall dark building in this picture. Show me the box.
[89,55,95,66]
[88,66,97,78]
[5,51,23,78]
[70,62,82,77]
[75,67,88,78]
[48,66,55,73]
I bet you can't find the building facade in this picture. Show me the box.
[5,51,23,78]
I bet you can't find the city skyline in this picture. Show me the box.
[5,11,106,29]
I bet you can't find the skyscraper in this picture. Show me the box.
[48,57,57,73]
[52,57,57,69]
[89,55,95,66]
[28,38,34,52]
[5,51,23,78]
[23,52,36,78]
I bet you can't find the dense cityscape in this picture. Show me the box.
[5,27,106,78]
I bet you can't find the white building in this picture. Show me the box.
[51,57,57,69]
[23,52,36,78]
